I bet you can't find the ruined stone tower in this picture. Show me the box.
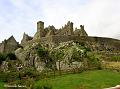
[79,25,88,36]
[67,21,74,35]
[74,25,88,36]
[34,21,45,39]
[37,21,44,32]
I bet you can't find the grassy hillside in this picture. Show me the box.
[0,82,4,89]
[35,70,120,89]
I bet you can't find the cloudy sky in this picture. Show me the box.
[0,0,120,42]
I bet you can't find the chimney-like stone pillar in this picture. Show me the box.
[80,25,88,36]
[80,25,84,30]
[34,21,45,39]
[37,21,44,32]
[67,21,74,35]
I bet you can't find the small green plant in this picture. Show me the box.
[26,78,35,89]
[111,56,120,61]
[0,71,19,82]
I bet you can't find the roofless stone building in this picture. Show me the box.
[0,21,120,53]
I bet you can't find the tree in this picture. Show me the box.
[0,53,6,65]
[53,49,64,75]
[36,44,49,63]
[87,52,102,70]
[6,53,17,60]
[36,44,53,77]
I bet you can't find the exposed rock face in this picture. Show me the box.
[56,61,83,71]
[22,20,119,53]
[0,36,19,53]
[0,20,119,72]
[15,42,46,71]
[21,32,33,45]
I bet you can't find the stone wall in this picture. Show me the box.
[21,20,120,53]
[0,36,19,53]
[41,35,120,52]
[21,33,33,45]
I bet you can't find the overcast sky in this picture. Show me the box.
[0,0,120,42]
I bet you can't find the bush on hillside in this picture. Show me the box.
[0,53,6,64]
[87,52,102,70]
[111,56,120,61]
[6,53,17,60]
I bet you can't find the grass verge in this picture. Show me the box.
[35,70,120,89]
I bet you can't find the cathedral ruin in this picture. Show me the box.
[0,21,120,53]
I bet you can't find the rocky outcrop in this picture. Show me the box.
[15,42,46,71]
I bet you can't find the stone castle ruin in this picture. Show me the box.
[0,21,120,53]
[22,21,120,52]
[21,21,89,47]
[33,21,88,39]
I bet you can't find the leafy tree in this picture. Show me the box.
[53,49,64,75]
[71,48,83,62]
[87,52,102,70]
[6,53,16,60]
[36,44,49,62]
[36,44,53,77]
[0,53,6,65]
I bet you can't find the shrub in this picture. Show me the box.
[36,44,48,60]
[6,53,16,60]
[26,78,35,89]
[22,67,39,78]
[0,71,7,82]
[111,56,120,61]
[0,71,19,82]
[0,53,6,65]
[87,52,102,70]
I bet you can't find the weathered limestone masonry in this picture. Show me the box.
[34,21,45,39]
[21,32,33,45]
[0,36,19,53]
[0,20,120,53]
[21,21,89,46]
[33,21,88,41]
[30,21,120,52]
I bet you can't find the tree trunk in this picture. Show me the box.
[58,60,61,75]
[53,63,56,78]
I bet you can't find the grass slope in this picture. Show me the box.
[36,70,120,89]
[0,82,4,89]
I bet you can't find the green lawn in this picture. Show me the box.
[0,82,4,89]
[35,70,120,89]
